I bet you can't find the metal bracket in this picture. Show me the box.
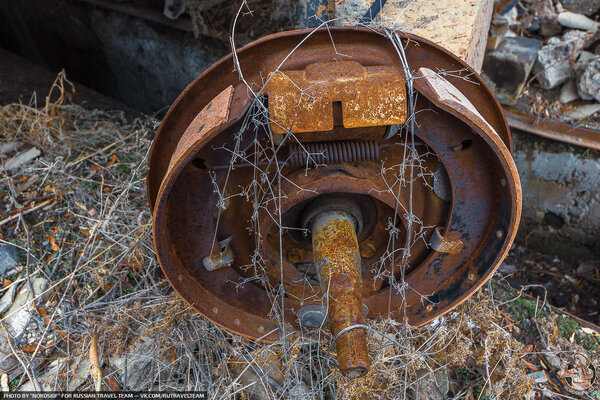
[266,61,407,134]
[430,227,463,254]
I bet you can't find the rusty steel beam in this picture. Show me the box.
[311,211,370,379]
[504,107,600,151]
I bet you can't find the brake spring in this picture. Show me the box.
[288,140,380,167]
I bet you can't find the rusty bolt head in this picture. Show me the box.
[359,242,376,259]
[286,248,304,264]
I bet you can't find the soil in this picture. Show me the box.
[504,244,600,327]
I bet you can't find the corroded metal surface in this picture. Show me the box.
[148,27,520,347]
[312,211,369,378]
[168,85,234,172]
[266,61,407,133]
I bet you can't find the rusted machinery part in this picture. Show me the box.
[149,27,520,343]
[311,211,370,378]
[147,27,512,208]
[504,107,600,151]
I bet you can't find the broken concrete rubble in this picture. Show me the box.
[0,244,20,275]
[575,55,600,101]
[482,36,543,105]
[558,79,579,103]
[562,103,600,119]
[537,0,563,37]
[534,37,572,89]
[533,30,589,89]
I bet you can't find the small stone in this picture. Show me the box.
[535,38,572,89]
[528,370,548,383]
[287,382,312,399]
[556,2,564,13]
[482,36,543,105]
[539,13,563,37]
[163,0,186,20]
[542,349,563,370]
[559,80,579,103]
[537,0,562,37]
[3,277,49,340]
[525,15,541,34]
[563,28,598,48]
[575,55,600,101]
[487,14,510,50]
[0,244,19,275]
[557,12,600,31]
[0,142,21,156]
[498,262,517,273]
[0,281,19,315]
[576,261,597,276]
[560,0,600,16]
[4,148,41,171]
[578,50,596,63]
[563,103,600,119]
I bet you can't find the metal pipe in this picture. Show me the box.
[311,211,370,378]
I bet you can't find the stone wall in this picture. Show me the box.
[513,131,600,260]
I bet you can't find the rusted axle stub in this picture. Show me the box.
[311,211,370,379]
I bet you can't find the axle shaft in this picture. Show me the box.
[311,211,370,379]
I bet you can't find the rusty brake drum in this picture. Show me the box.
[148,27,521,343]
